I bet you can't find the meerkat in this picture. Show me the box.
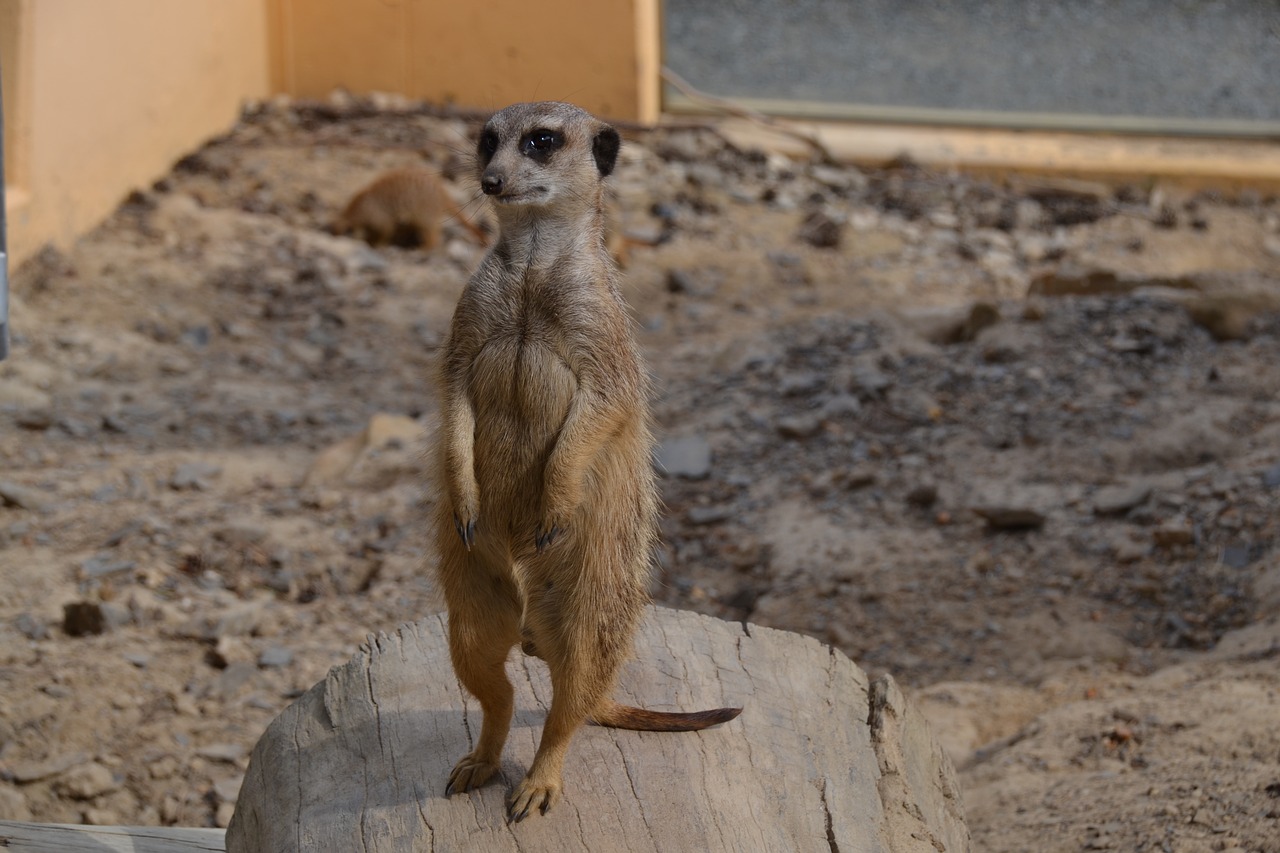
[332,166,487,249]
[433,101,741,822]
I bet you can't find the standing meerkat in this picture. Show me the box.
[434,101,741,822]
[332,166,487,249]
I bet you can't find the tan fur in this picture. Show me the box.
[333,167,486,249]
[433,102,739,822]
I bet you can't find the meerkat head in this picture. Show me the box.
[475,101,620,211]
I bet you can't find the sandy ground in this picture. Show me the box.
[1,96,1279,851]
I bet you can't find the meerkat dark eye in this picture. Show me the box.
[520,129,564,162]
[477,128,499,165]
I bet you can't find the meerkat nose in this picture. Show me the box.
[481,173,505,195]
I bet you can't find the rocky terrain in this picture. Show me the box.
[1,95,1278,851]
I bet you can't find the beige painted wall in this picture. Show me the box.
[3,0,271,265]
[270,0,661,124]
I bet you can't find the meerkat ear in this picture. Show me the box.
[592,126,621,177]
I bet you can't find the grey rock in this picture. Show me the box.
[821,393,862,418]
[973,505,1046,531]
[55,762,120,800]
[657,435,712,479]
[1220,543,1252,570]
[15,612,49,641]
[124,652,153,668]
[0,481,51,513]
[776,414,822,439]
[666,268,720,297]
[1092,483,1152,516]
[170,461,222,491]
[0,783,32,821]
[796,209,844,249]
[80,554,137,579]
[849,365,894,396]
[15,409,55,431]
[196,743,246,764]
[9,752,91,783]
[258,645,294,668]
[687,505,734,525]
[906,483,939,508]
[1262,463,1280,490]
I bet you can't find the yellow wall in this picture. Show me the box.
[3,0,271,265]
[269,0,660,124]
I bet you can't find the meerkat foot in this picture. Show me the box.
[446,754,500,795]
[507,774,562,822]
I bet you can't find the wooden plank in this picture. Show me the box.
[226,606,969,852]
[0,821,225,853]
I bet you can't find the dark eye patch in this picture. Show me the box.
[519,128,564,162]
[477,128,499,165]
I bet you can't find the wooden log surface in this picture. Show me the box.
[227,606,969,852]
[0,821,224,852]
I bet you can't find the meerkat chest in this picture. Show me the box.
[468,307,578,428]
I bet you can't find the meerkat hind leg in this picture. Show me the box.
[509,590,622,821]
[441,544,521,794]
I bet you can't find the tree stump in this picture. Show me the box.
[226,607,968,852]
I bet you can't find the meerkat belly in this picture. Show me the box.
[468,334,577,515]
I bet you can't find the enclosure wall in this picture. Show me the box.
[267,0,661,125]
[1,0,271,266]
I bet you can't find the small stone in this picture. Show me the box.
[63,602,108,636]
[1220,543,1252,569]
[796,209,843,248]
[55,762,120,800]
[0,784,33,820]
[170,461,222,491]
[83,807,124,826]
[687,505,733,525]
[15,409,55,431]
[973,505,1046,531]
[1262,463,1280,490]
[1154,520,1194,548]
[80,554,137,579]
[1092,483,1152,516]
[0,481,51,513]
[656,435,712,479]
[776,414,822,439]
[258,645,294,668]
[124,652,152,668]
[196,743,246,764]
[666,268,720,297]
[906,483,938,508]
[8,752,90,783]
[15,612,49,640]
[849,365,893,396]
[213,773,243,799]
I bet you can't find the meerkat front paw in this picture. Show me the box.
[507,774,562,822]
[534,522,564,553]
[446,753,500,795]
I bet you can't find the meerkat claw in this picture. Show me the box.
[453,516,476,550]
[535,524,562,553]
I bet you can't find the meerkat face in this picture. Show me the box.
[476,102,620,210]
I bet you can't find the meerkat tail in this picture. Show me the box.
[591,700,742,732]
